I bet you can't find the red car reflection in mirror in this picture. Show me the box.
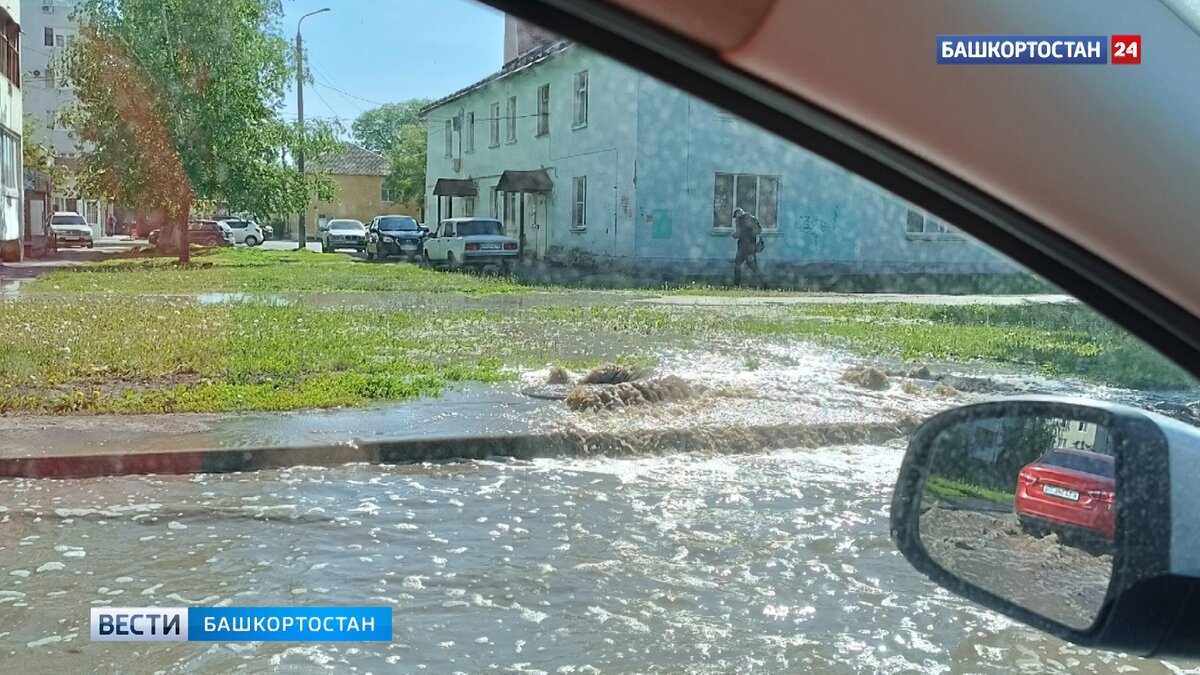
[1015,449,1116,541]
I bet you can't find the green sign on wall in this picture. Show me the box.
[651,209,672,239]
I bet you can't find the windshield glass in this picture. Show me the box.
[455,219,504,236]
[378,216,419,231]
[50,215,87,226]
[2,2,1196,673]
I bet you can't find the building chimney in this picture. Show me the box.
[503,15,558,63]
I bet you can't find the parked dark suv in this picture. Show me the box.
[366,215,427,261]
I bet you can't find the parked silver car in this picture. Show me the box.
[321,219,367,253]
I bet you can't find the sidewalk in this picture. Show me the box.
[0,237,142,280]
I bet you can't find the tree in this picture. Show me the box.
[385,124,428,211]
[21,114,68,188]
[351,99,430,154]
[62,0,338,262]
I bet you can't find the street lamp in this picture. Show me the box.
[295,7,330,250]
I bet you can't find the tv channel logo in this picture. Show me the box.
[937,35,1141,65]
[92,607,393,642]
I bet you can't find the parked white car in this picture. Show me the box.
[217,217,265,246]
[422,218,519,272]
[47,212,94,249]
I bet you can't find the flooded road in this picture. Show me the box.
[1,332,1198,671]
[0,446,1191,673]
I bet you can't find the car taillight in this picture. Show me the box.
[465,243,480,251]
[504,242,518,250]
[1018,472,1037,486]
[1088,489,1115,503]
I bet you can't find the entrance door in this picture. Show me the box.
[529,193,548,260]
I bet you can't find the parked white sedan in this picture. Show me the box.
[422,218,519,272]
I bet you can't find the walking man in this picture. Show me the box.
[731,207,763,286]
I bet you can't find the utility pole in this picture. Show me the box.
[295,8,330,250]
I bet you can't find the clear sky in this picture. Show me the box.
[279,0,505,134]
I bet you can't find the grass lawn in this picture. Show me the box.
[925,475,1015,506]
[0,249,1192,414]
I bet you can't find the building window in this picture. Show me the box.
[0,16,18,88]
[904,208,960,239]
[505,96,517,143]
[55,34,64,48]
[572,176,587,230]
[444,119,452,158]
[536,84,549,136]
[2,130,19,193]
[44,27,52,47]
[465,112,474,153]
[463,196,476,216]
[489,102,500,147]
[573,70,588,127]
[712,173,779,230]
[381,185,395,203]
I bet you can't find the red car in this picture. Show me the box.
[1015,448,1116,541]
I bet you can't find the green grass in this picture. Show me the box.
[0,299,655,414]
[3,252,1193,414]
[727,303,1193,390]
[27,248,538,296]
[925,475,1015,505]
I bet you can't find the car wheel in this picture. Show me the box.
[1018,517,1047,538]
[87,242,94,249]
[245,235,258,247]
[322,240,330,253]
[446,252,459,271]
[422,250,433,268]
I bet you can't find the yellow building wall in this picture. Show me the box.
[298,174,420,235]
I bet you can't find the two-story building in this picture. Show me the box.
[291,141,415,239]
[422,33,1017,281]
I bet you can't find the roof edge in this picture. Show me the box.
[420,40,573,116]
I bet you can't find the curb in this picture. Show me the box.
[0,421,917,479]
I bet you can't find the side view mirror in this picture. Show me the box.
[891,395,1200,658]
[420,226,430,234]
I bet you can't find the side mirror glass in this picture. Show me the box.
[890,396,1196,658]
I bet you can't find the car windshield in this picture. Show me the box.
[378,216,418,231]
[455,219,504,236]
[1039,450,1115,478]
[3,2,1198,673]
[50,215,87,226]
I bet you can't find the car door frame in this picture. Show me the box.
[483,0,1200,385]
[366,219,380,255]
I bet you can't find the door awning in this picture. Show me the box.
[433,178,478,197]
[496,169,554,193]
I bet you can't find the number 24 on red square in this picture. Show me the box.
[1112,35,1141,64]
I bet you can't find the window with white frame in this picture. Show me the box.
[381,185,395,202]
[904,208,960,238]
[505,96,517,143]
[465,112,474,153]
[444,119,452,158]
[2,130,19,193]
[536,84,549,136]
[712,173,779,230]
[489,102,500,147]
[573,70,588,127]
[572,176,587,230]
